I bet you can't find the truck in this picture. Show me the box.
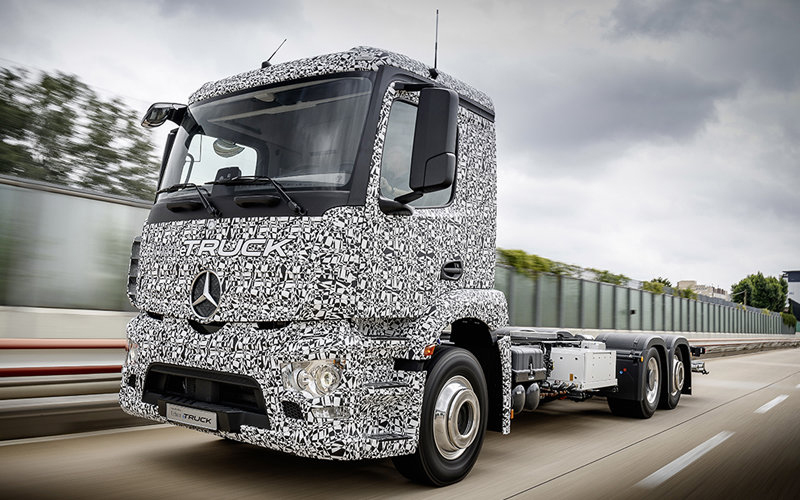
[120,46,697,486]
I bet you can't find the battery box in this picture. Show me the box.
[548,347,617,390]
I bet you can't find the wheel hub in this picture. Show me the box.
[432,375,480,460]
[672,357,685,396]
[645,357,659,406]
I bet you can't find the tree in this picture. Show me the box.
[782,312,797,329]
[0,68,36,178]
[497,248,581,278]
[642,280,665,294]
[588,268,629,286]
[497,248,631,285]
[730,272,788,312]
[0,66,159,200]
[26,71,88,184]
[652,277,672,287]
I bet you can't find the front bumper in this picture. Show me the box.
[119,313,426,460]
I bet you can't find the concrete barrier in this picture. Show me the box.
[0,306,134,340]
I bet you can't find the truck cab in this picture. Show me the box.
[121,47,510,484]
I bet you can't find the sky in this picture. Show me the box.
[1,0,798,291]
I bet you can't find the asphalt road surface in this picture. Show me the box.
[2,348,799,499]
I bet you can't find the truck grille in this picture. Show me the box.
[143,363,266,415]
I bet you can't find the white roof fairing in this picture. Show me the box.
[188,46,494,112]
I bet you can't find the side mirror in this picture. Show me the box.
[408,87,458,194]
[142,102,187,128]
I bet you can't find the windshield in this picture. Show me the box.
[158,76,373,197]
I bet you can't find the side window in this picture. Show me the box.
[379,100,455,208]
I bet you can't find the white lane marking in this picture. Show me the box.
[795,383,800,389]
[754,395,789,414]
[637,431,735,489]
[0,424,171,447]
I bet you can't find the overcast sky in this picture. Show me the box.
[2,0,797,290]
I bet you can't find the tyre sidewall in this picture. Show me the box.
[659,347,683,410]
[639,347,662,417]
[418,348,488,486]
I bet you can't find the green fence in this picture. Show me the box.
[495,266,792,335]
[0,176,148,311]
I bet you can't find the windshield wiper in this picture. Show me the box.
[210,176,307,215]
[156,183,221,218]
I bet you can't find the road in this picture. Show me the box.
[1,348,799,499]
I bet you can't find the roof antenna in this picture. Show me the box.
[429,10,439,79]
[261,38,287,69]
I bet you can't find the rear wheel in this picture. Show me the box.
[607,347,662,419]
[392,347,488,486]
[659,347,685,410]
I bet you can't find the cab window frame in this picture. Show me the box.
[378,92,458,210]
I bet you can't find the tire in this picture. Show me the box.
[392,347,488,486]
[607,347,662,419]
[658,347,685,410]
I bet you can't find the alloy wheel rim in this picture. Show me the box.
[432,375,480,460]
[645,356,659,406]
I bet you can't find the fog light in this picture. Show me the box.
[314,364,342,394]
[282,359,344,397]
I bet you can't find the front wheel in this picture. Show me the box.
[392,347,488,486]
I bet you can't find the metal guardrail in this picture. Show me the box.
[0,338,125,377]
[0,334,796,440]
[0,338,138,439]
[690,338,800,358]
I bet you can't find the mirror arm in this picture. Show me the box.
[394,191,423,205]
[170,106,187,126]
[378,197,415,216]
[394,82,435,92]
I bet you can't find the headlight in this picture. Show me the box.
[282,359,344,397]
[125,340,140,367]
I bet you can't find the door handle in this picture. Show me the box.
[440,259,463,281]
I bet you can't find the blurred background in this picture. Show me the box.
[0,65,153,342]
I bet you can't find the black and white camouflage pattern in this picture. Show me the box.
[120,290,509,459]
[121,47,511,461]
[134,82,498,324]
[189,46,493,112]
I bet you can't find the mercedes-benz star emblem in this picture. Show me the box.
[190,270,221,319]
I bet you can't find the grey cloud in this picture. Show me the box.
[609,0,800,91]
[0,1,53,63]
[609,0,743,39]
[497,58,737,159]
[721,177,798,223]
[154,0,301,22]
